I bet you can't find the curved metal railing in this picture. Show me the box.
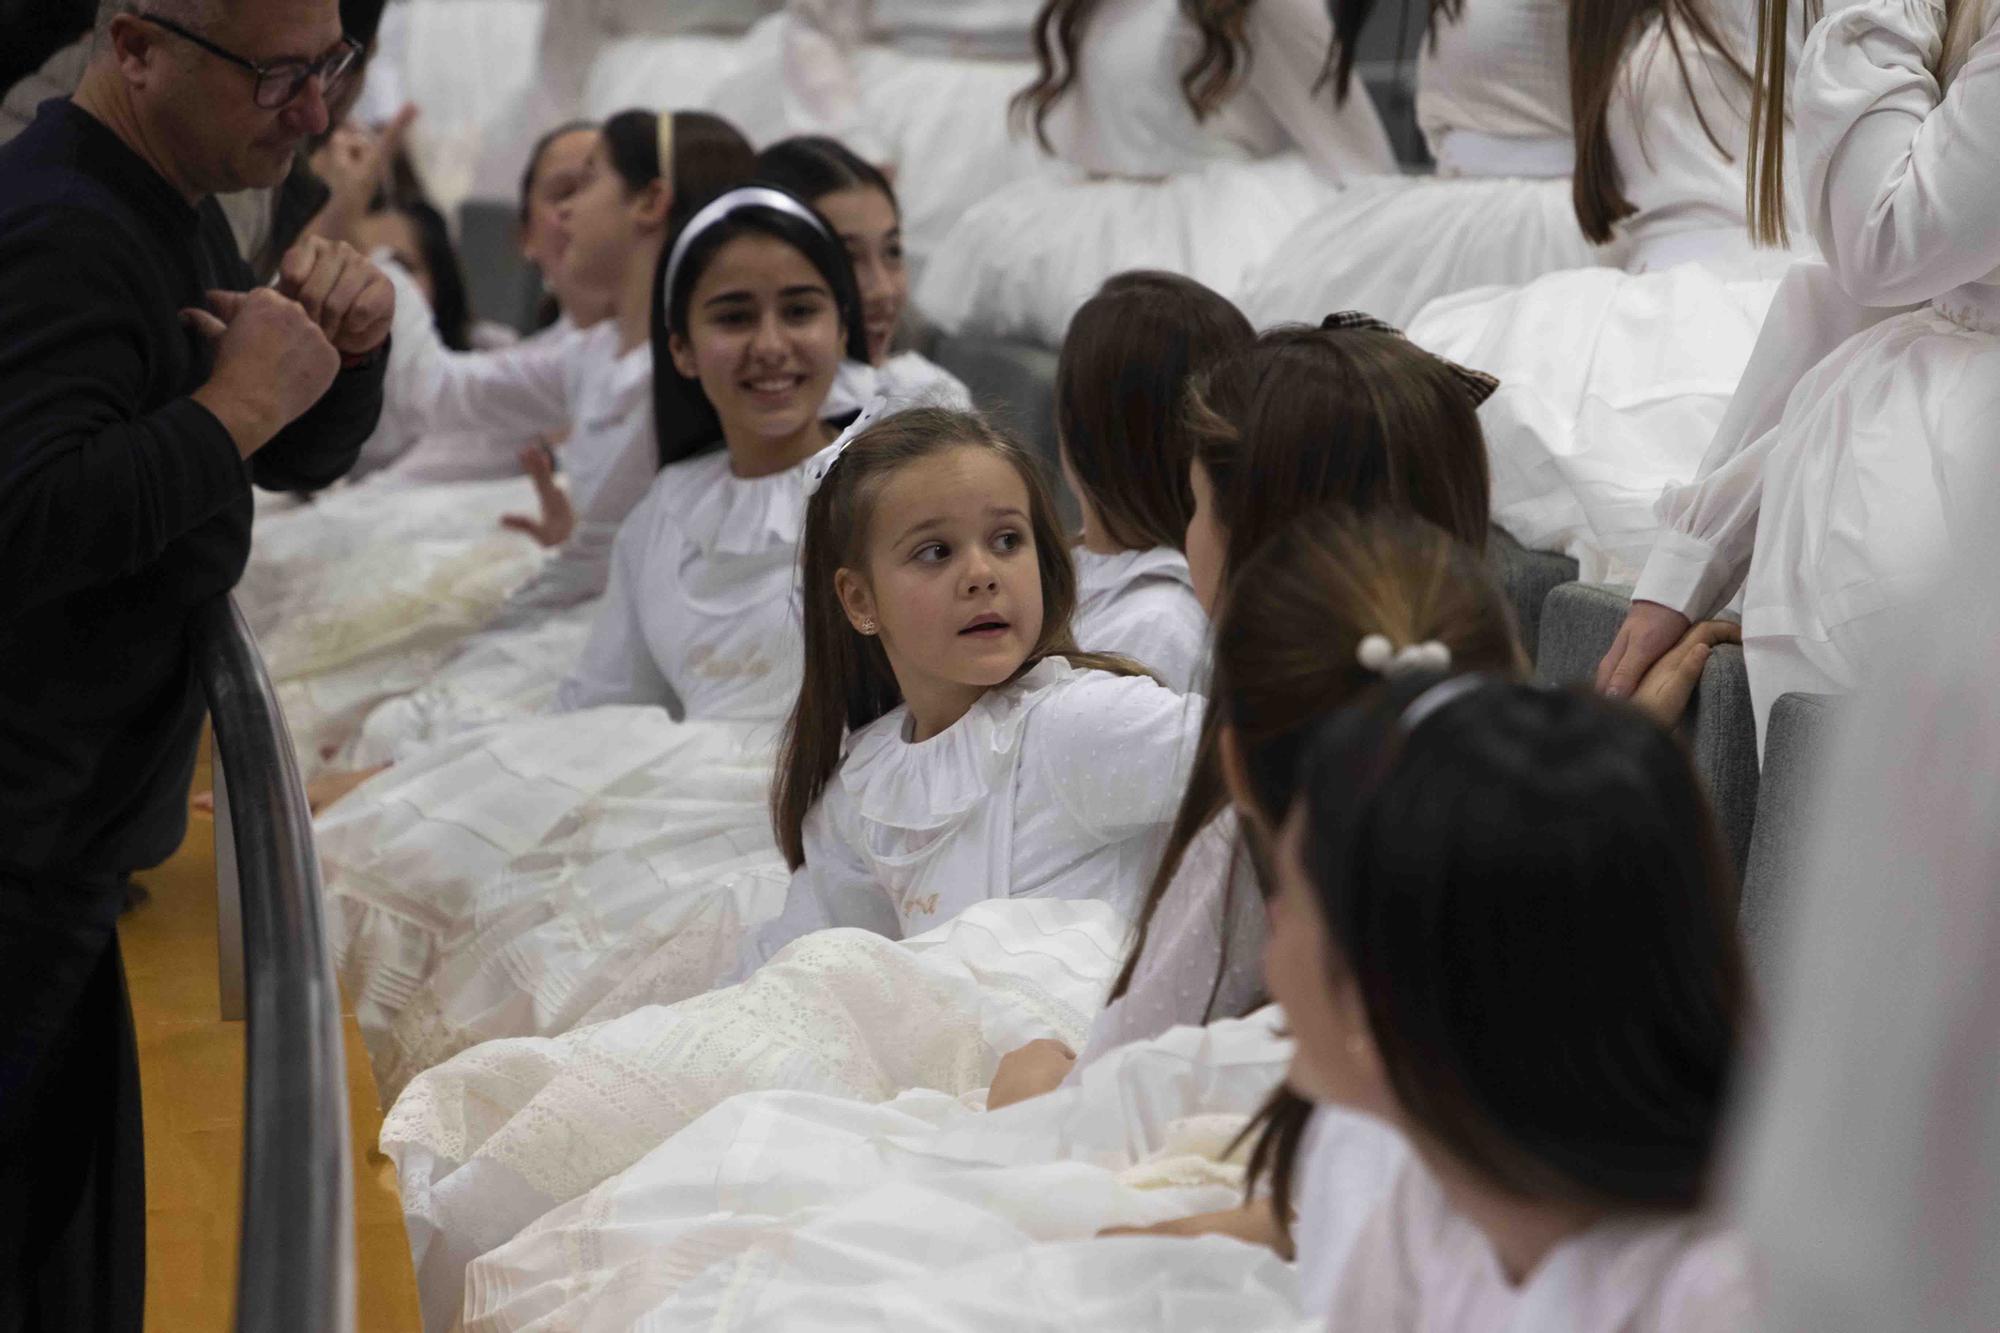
[193,595,356,1333]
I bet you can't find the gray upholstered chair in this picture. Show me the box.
[1485,529,1577,664]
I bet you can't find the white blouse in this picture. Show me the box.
[1632,0,2000,618]
[1071,545,1210,693]
[738,657,1205,970]
[555,449,808,721]
[1072,811,1267,1071]
[1417,0,1576,176]
[1322,1159,1757,1330]
[1034,0,1396,181]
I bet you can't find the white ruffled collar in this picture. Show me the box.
[838,656,1077,836]
[656,448,812,560]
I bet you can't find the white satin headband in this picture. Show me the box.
[660,186,832,313]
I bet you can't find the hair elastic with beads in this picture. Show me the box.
[1356,634,1452,677]
[660,186,832,313]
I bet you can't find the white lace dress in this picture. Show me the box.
[317,452,814,1097]
[1631,0,2000,743]
[1242,0,1625,331]
[383,660,1201,1328]
[457,1007,1304,1332]
[1071,545,1211,693]
[1407,1,1804,583]
[913,0,1397,346]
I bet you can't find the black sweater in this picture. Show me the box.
[0,100,383,878]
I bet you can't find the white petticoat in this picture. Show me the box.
[1241,173,1619,331]
[915,154,1344,347]
[460,1013,1349,1332]
[1409,250,1796,583]
[1742,303,2000,739]
[382,899,1132,1332]
[341,602,600,769]
[317,706,788,1100]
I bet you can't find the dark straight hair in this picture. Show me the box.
[755,135,900,212]
[651,188,869,468]
[518,118,599,226]
[397,197,474,351]
[1297,677,1746,1208]
[1324,0,1464,101]
[1056,272,1254,554]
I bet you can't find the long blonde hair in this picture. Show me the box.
[1750,0,1988,246]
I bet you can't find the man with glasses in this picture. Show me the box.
[0,3,393,1327]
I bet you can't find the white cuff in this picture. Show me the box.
[1632,528,1739,620]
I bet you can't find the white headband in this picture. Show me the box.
[661,186,832,314]
[1399,673,1488,734]
[803,395,890,498]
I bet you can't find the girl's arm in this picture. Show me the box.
[1101,1197,1293,1257]
[1241,0,1396,181]
[1800,0,2000,305]
[727,788,900,982]
[553,489,681,714]
[381,260,577,439]
[781,0,894,164]
[1038,675,1207,844]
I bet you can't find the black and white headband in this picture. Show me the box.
[660,186,833,311]
[1319,311,1501,408]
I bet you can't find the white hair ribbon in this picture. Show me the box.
[1356,634,1452,677]
[661,186,831,312]
[803,395,890,498]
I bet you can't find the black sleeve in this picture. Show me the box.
[0,212,244,617]
[249,343,385,493]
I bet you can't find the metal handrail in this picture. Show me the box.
[193,595,356,1333]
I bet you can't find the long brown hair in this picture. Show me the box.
[1013,0,1262,152]
[772,407,1147,869]
[1057,272,1256,554]
[1569,0,1753,243]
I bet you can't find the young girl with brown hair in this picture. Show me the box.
[1056,271,1254,692]
[915,0,1396,345]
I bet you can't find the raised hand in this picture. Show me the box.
[276,235,396,360]
[500,445,576,548]
[183,287,341,456]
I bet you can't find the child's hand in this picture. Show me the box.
[986,1038,1076,1110]
[500,445,574,548]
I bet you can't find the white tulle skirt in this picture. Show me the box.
[1742,300,2000,742]
[916,154,1347,346]
[317,706,788,1101]
[1241,173,1619,331]
[1408,248,1797,583]
[381,900,1133,1332]
[459,1013,1353,1332]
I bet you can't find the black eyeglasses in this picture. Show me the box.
[138,13,362,110]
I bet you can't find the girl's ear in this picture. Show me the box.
[668,330,700,380]
[632,177,673,233]
[834,566,879,636]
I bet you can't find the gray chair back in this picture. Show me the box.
[1486,529,1577,663]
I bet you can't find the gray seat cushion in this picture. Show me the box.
[1485,530,1577,664]
[930,333,1072,522]
[456,198,543,333]
[1741,692,1839,977]
[1534,582,1633,686]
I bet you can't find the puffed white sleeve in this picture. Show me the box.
[553,486,680,715]
[1074,578,1212,694]
[780,0,894,164]
[389,296,578,440]
[1241,0,1397,181]
[1035,672,1206,842]
[1798,0,2000,306]
[1632,257,1917,618]
[726,780,899,982]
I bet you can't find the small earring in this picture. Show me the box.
[858,619,878,636]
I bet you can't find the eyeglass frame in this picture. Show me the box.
[134,12,363,111]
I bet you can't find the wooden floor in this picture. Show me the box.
[124,743,421,1331]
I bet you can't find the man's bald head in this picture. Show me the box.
[96,0,218,31]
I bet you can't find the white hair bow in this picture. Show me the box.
[1356,634,1452,677]
[803,395,890,498]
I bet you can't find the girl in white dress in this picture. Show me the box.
[1053,272,1254,693]
[1601,0,2000,744]
[379,406,1205,1328]
[707,0,1052,263]
[316,187,873,1093]
[1243,0,1624,330]
[1268,678,1753,1329]
[1407,0,1804,584]
[914,0,1398,345]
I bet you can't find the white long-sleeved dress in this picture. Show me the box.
[381,658,1202,1330]
[1407,0,1805,583]
[914,0,1398,346]
[1631,0,2000,741]
[317,450,818,1098]
[1243,0,1626,330]
[1071,544,1211,693]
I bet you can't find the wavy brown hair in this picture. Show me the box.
[1013,0,1267,152]
[772,407,1148,869]
[1057,272,1255,554]
[1569,0,1752,244]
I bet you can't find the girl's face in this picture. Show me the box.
[555,139,661,298]
[1265,805,1396,1118]
[836,447,1046,731]
[351,210,434,307]
[670,233,846,449]
[520,128,597,277]
[1185,459,1228,614]
[815,185,906,366]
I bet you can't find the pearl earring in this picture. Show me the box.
[859,619,878,635]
